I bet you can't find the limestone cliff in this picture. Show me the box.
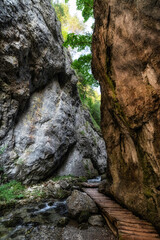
[92,0,160,230]
[0,0,107,184]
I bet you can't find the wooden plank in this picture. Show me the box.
[96,202,121,208]
[119,219,153,226]
[100,205,127,209]
[102,209,152,225]
[87,194,109,199]
[82,188,160,240]
[119,229,160,238]
[117,221,156,230]
[102,214,118,237]
[81,182,100,188]
[118,225,158,234]
[119,234,160,240]
[102,209,139,222]
[104,209,134,215]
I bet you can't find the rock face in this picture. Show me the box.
[0,0,107,184]
[92,0,160,230]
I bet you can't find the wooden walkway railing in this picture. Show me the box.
[83,187,160,240]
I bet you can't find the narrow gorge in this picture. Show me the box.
[0,0,160,239]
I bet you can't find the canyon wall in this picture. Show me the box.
[92,0,160,230]
[0,0,107,184]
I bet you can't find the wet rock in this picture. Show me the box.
[38,203,46,209]
[9,226,25,239]
[78,210,90,223]
[88,215,104,227]
[59,180,70,190]
[2,215,23,227]
[57,217,69,227]
[66,190,98,218]
[0,204,116,240]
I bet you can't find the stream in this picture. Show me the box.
[0,177,116,240]
[0,199,68,240]
[87,176,101,183]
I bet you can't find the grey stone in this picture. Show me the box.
[59,180,70,190]
[0,0,107,184]
[66,190,98,217]
[88,215,104,227]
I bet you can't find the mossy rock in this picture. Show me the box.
[78,210,90,223]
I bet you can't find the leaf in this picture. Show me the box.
[64,33,92,51]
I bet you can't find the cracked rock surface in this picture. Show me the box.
[92,0,160,230]
[0,0,107,184]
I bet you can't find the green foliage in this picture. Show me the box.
[78,83,101,129]
[52,175,75,181]
[0,145,6,155]
[80,130,85,136]
[76,0,93,22]
[78,176,87,182]
[54,189,70,199]
[72,54,98,87]
[65,0,93,22]
[31,188,46,199]
[52,1,84,40]
[0,180,25,202]
[14,158,24,166]
[64,33,92,51]
[54,0,101,128]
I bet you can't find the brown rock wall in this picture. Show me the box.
[92,0,160,230]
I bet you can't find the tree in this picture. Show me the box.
[53,0,101,128]
[51,1,84,40]
[65,0,93,22]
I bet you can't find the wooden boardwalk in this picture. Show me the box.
[83,188,160,240]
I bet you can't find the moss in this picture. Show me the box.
[136,144,158,187]
[52,175,75,182]
[78,176,87,182]
[105,47,131,128]
[105,73,129,128]
[31,188,46,199]
[54,189,70,199]
[106,74,116,96]
[80,130,85,136]
[90,114,100,131]
[85,121,89,131]
[14,158,24,166]
[78,210,90,223]
[144,188,153,199]
[0,145,6,154]
[93,136,97,145]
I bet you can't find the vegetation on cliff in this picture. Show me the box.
[52,0,100,128]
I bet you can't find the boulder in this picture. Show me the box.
[92,0,160,230]
[66,190,98,218]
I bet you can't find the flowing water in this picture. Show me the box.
[0,200,68,240]
[0,178,117,240]
[87,176,101,183]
